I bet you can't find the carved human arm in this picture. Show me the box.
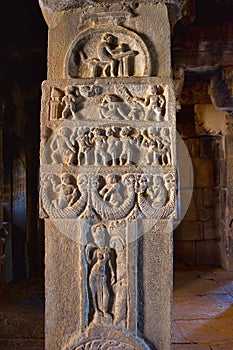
[68,188,78,206]
[85,243,96,265]
[65,138,76,153]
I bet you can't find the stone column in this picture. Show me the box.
[221,113,233,270]
[210,67,233,270]
[39,1,183,349]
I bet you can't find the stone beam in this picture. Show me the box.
[210,66,233,111]
[39,0,188,27]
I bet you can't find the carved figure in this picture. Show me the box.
[86,224,116,324]
[119,127,137,165]
[145,85,166,121]
[91,128,108,166]
[146,175,167,209]
[74,127,92,166]
[137,172,176,219]
[164,173,176,191]
[127,104,144,120]
[99,174,123,206]
[50,87,63,119]
[99,94,125,120]
[61,86,77,119]
[91,174,135,220]
[97,33,118,77]
[50,126,76,164]
[141,127,161,165]
[135,174,149,194]
[160,128,172,165]
[41,173,88,218]
[96,33,138,78]
[51,173,78,209]
[106,127,121,166]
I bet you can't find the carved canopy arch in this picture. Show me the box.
[62,324,150,350]
[65,25,151,78]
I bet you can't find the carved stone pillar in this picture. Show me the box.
[221,113,233,270]
[39,1,183,349]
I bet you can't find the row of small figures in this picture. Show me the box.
[46,125,172,167]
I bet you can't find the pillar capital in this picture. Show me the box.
[39,0,189,27]
[210,66,233,111]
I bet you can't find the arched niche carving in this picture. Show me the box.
[65,26,151,79]
[62,325,150,350]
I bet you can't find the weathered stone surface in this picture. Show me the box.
[196,240,221,266]
[210,66,233,111]
[175,220,203,241]
[199,136,222,159]
[175,318,233,343]
[39,0,188,28]
[194,104,226,135]
[174,241,196,265]
[225,134,233,157]
[183,188,202,221]
[45,3,172,80]
[39,0,178,349]
[211,344,233,350]
[192,158,216,187]
[203,219,220,240]
[184,138,199,157]
[173,345,210,350]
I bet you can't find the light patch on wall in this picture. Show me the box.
[194,104,227,135]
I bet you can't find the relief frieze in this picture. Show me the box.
[45,124,172,167]
[47,82,168,122]
[40,172,176,220]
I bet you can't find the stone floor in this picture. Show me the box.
[0,268,233,349]
[172,267,233,350]
[0,278,44,350]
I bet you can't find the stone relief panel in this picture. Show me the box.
[45,124,172,167]
[66,26,151,78]
[40,78,176,349]
[40,172,176,220]
[85,223,116,325]
[46,82,167,122]
[62,323,150,350]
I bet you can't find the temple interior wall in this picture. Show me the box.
[0,0,232,279]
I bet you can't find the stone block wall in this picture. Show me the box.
[174,106,223,267]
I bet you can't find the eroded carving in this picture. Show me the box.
[74,340,135,350]
[63,324,150,350]
[45,126,172,167]
[86,224,116,325]
[49,84,102,120]
[47,83,167,122]
[91,173,135,221]
[50,126,76,165]
[41,172,176,220]
[50,87,63,120]
[99,174,123,206]
[138,173,176,219]
[41,173,88,218]
[134,85,166,121]
[66,26,151,78]
[51,172,78,209]
[61,86,83,120]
